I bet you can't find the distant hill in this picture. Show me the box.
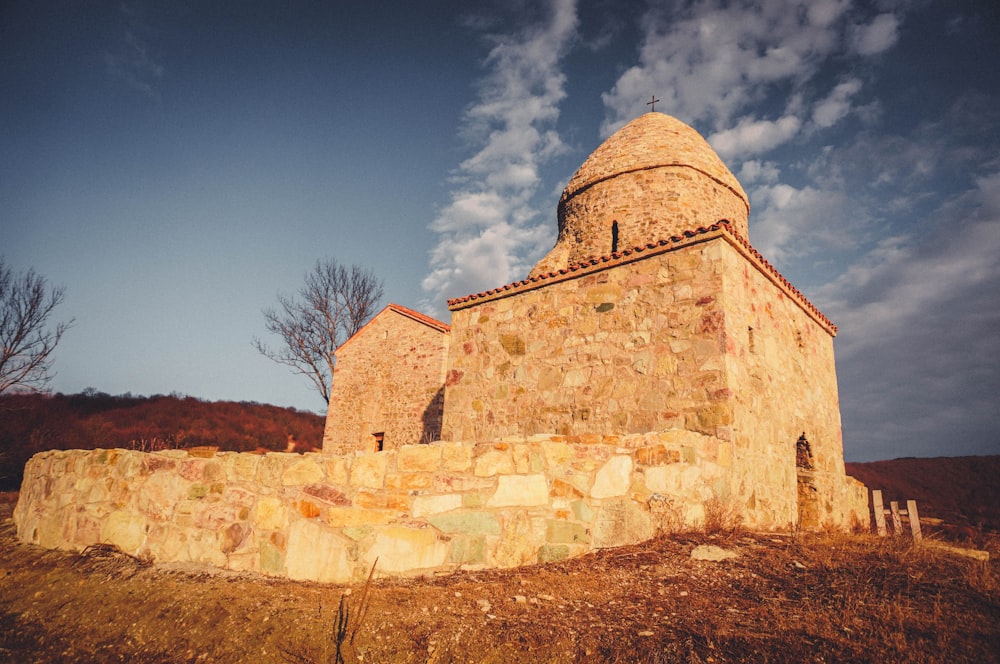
[0,391,325,490]
[846,456,1000,533]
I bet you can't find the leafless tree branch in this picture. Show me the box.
[0,258,75,396]
[254,259,383,406]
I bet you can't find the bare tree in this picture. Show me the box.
[0,258,75,395]
[254,259,383,405]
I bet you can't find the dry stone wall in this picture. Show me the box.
[15,430,768,583]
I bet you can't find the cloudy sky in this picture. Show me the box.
[3,0,997,461]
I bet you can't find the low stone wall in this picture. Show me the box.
[14,432,867,583]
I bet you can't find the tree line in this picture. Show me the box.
[0,391,325,490]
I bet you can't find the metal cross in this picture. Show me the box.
[647,95,661,112]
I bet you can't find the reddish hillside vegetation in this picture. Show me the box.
[0,391,325,490]
[846,456,1000,533]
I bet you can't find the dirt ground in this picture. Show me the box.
[1,493,998,664]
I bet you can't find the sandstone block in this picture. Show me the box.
[411,493,463,518]
[282,458,324,486]
[591,455,633,498]
[591,499,653,548]
[286,519,354,583]
[252,496,288,531]
[474,447,515,477]
[398,445,442,472]
[350,453,388,489]
[428,511,500,536]
[545,519,588,544]
[325,507,398,528]
[101,510,147,553]
[488,475,548,507]
[365,526,449,574]
[438,441,473,471]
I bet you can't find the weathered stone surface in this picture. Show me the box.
[350,453,387,489]
[252,497,288,531]
[282,458,324,486]
[427,512,500,536]
[591,456,632,498]
[398,445,442,472]
[365,526,449,574]
[411,493,463,518]
[592,499,653,548]
[286,519,354,583]
[101,510,148,553]
[488,474,548,507]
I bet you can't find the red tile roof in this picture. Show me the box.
[446,220,837,336]
[335,303,450,355]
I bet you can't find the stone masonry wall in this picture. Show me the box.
[16,430,760,583]
[444,240,730,444]
[550,168,750,273]
[323,307,449,455]
[717,236,868,529]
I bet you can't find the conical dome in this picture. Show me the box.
[530,113,749,277]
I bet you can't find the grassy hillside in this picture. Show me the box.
[846,456,1000,534]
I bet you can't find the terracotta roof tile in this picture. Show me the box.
[447,221,837,335]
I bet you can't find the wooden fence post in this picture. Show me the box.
[890,501,903,536]
[873,490,887,536]
[907,500,922,542]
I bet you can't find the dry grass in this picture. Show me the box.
[2,491,998,663]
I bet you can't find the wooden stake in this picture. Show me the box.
[890,501,903,536]
[907,500,922,542]
[873,490,887,536]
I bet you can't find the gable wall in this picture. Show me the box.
[443,240,732,444]
[323,311,449,454]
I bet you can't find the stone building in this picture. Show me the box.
[324,112,864,530]
[322,303,449,455]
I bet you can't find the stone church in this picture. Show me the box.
[322,112,863,530]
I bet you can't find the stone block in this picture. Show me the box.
[135,472,185,521]
[591,499,653,548]
[286,519,354,583]
[397,445,442,472]
[428,511,500,535]
[325,507,399,528]
[323,457,349,484]
[438,441,473,471]
[252,496,288,531]
[386,472,433,490]
[101,510,147,553]
[282,458,324,486]
[449,535,486,565]
[545,519,588,544]
[474,447,515,477]
[353,490,409,511]
[350,453,387,489]
[365,526,449,574]
[591,455,633,498]
[490,511,536,568]
[488,475,548,507]
[411,493,463,518]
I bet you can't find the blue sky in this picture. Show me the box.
[2,0,998,462]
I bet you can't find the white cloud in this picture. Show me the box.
[709,115,802,159]
[421,0,577,311]
[104,4,164,101]
[749,182,851,261]
[817,172,1000,459]
[601,0,855,134]
[851,13,900,56]
[738,160,782,185]
[812,78,863,128]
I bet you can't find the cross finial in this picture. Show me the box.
[647,95,661,112]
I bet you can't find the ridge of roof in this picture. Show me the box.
[447,221,837,336]
[335,303,450,356]
[386,303,451,333]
